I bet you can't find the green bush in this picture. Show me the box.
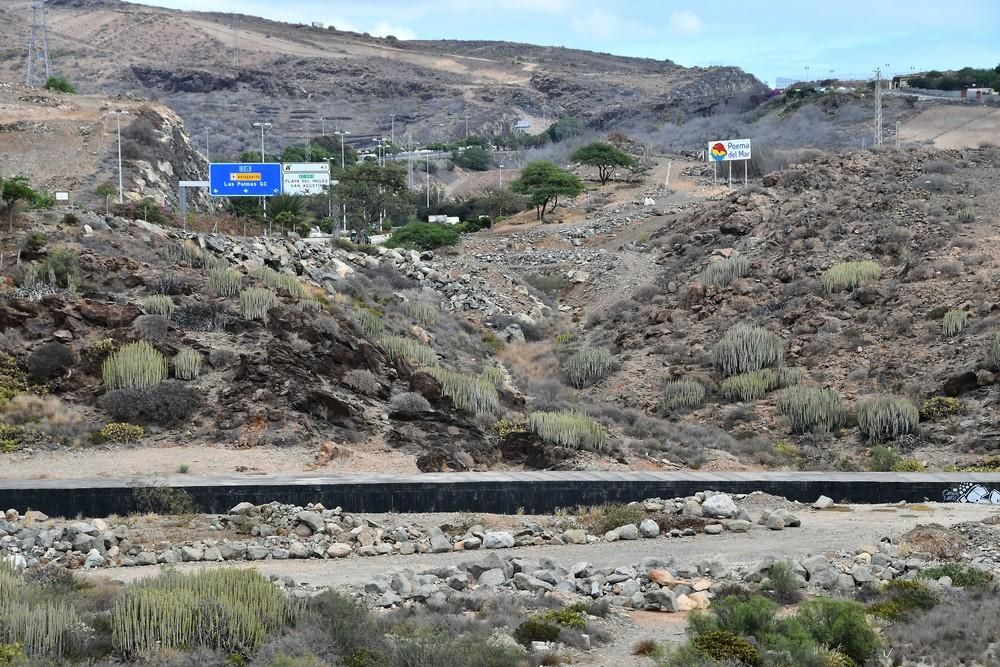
[869,445,900,472]
[354,308,384,338]
[564,347,616,389]
[579,503,645,534]
[99,422,144,444]
[142,295,175,319]
[919,396,962,421]
[378,335,437,365]
[22,232,46,253]
[526,410,607,451]
[173,348,202,380]
[821,261,882,293]
[101,380,199,427]
[0,564,81,659]
[942,309,968,336]
[250,266,306,298]
[111,569,294,658]
[690,631,762,666]
[536,607,587,629]
[102,340,167,391]
[720,367,804,402]
[0,643,22,665]
[795,597,880,665]
[208,269,243,297]
[34,247,80,290]
[868,580,937,621]
[239,287,278,321]
[712,323,784,376]
[700,255,751,287]
[422,366,499,416]
[662,379,705,411]
[402,301,439,326]
[385,223,460,251]
[857,395,919,442]
[776,386,846,434]
[764,561,803,605]
[513,617,560,646]
[43,76,75,93]
[688,595,777,643]
[918,564,993,588]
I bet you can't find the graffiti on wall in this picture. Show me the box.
[943,483,1000,504]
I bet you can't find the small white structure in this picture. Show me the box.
[513,119,531,134]
[428,214,448,223]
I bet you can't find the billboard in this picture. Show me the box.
[282,162,331,196]
[707,139,752,162]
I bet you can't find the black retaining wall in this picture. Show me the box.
[1,472,998,517]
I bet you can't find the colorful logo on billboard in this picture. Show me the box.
[706,139,752,162]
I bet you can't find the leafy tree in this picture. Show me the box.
[1,176,38,232]
[571,142,636,185]
[385,222,459,250]
[44,76,75,94]
[268,194,312,235]
[452,145,492,171]
[333,163,411,235]
[547,116,582,143]
[509,160,583,221]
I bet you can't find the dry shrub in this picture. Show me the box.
[0,394,87,446]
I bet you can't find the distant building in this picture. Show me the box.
[963,87,995,99]
[311,21,324,28]
[513,119,531,134]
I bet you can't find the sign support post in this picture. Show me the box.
[707,138,752,190]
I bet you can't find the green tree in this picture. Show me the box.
[333,163,411,235]
[452,145,492,171]
[385,222,459,251]
[547,116,582,142]
[571,141,636,185]
[509,160,584,221]
[1,176,38,232]
[268,194,312,235]
[44,76,75,94]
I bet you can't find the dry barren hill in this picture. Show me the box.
[0,0,765,159]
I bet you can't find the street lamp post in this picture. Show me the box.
[334,129,350,170]
[389,113,396,145]
[321,117,326,136]
[110,110,128,204]
[426,153,430,210]
[252,121,272,161]
[499,164,503,188]
[252,121,272,222]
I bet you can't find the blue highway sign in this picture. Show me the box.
[209,163,282,197]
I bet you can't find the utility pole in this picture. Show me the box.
[205,129,210,164]
[389,114,396,145]
[426,154,430,210]
[874,68,883,149]
[464,108,469,137]
[321,117,326,136]
[895,120,901,149]
[25,2,51,87]
[232,14,240,67]
[304,121,311,161]
[499,164,503,188]
[110,110,128,204]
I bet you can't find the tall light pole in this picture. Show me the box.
[110,110,128,204]
[252,121,272,222]
[389,113,396,145]
[321,117,326,136]
[252,121,272,161]
[499,164,503,189]
[426,153,431,210]
[334,129,350,170]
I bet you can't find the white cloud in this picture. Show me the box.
[669,11,702,36]
[369,22,417,40]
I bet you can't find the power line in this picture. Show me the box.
[25,1,51,87]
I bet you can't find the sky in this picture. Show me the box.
[130,0,1000,86]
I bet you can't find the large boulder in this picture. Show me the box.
[701,494,738,519]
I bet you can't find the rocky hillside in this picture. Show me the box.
[0,0,766,158]
[573,147,1000,471]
